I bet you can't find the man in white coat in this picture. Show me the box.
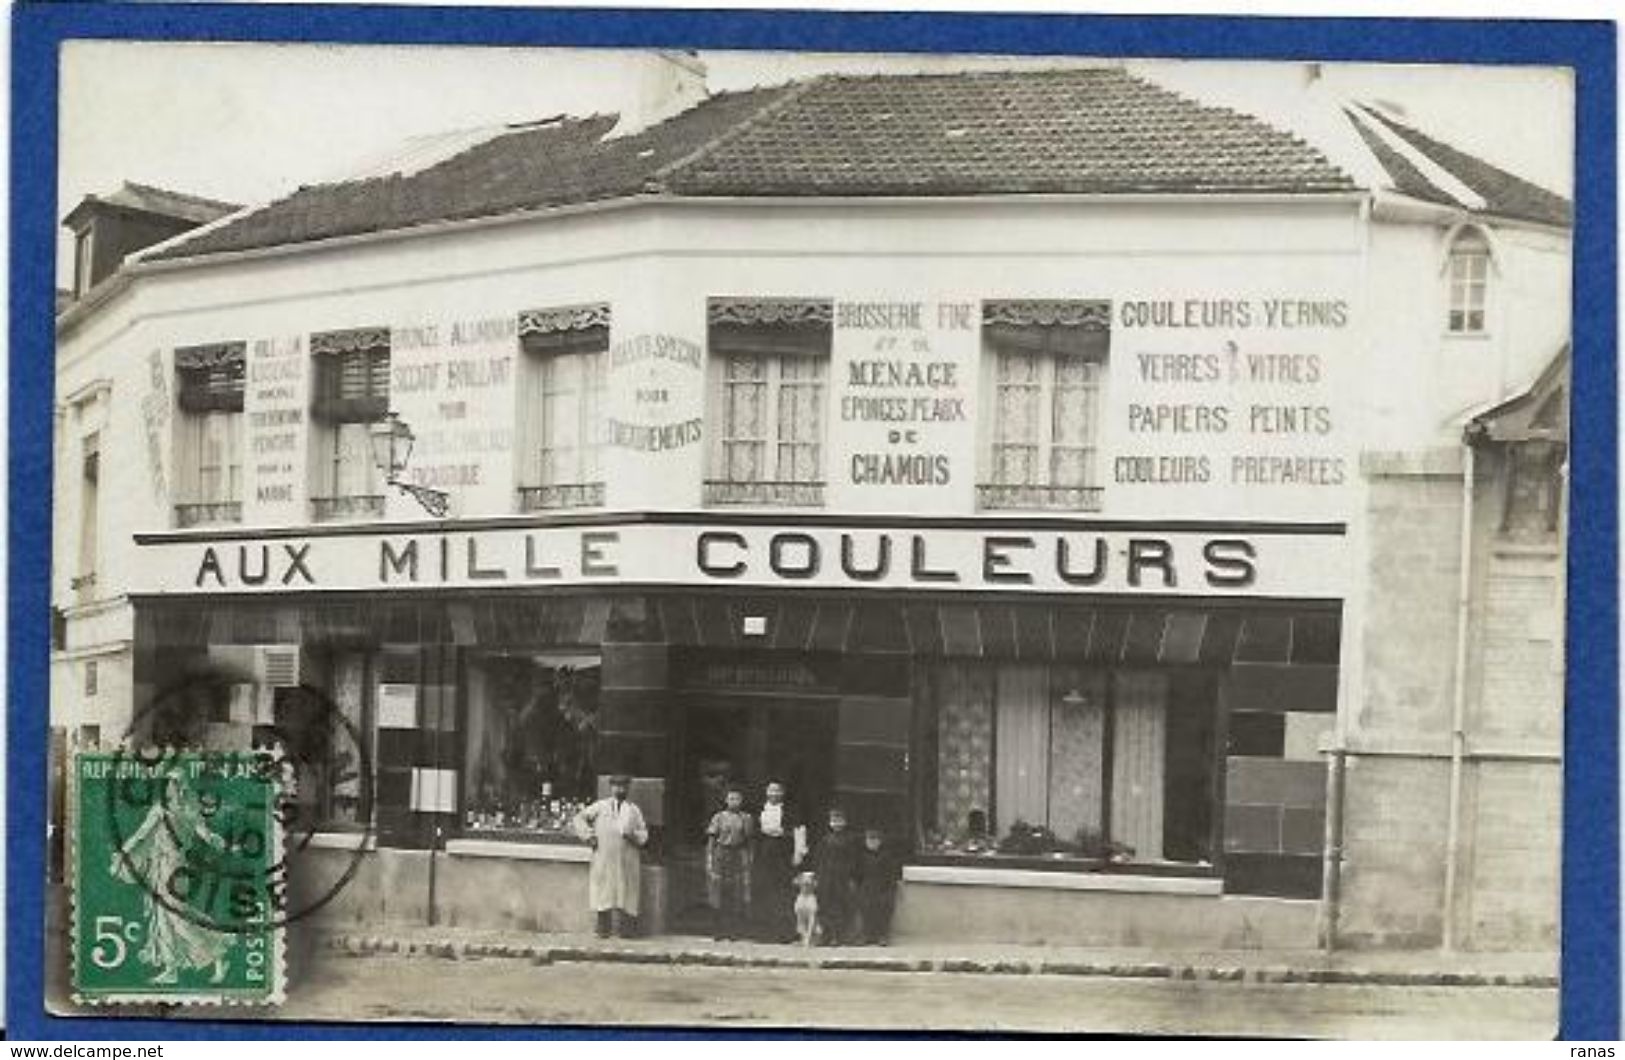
[573,773,649,938]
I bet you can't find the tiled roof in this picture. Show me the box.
[152,86,793,260]
[1345,104,1571,228]
[153,69,1353,261]
[65,181,240,229]
[663,69,1354,197]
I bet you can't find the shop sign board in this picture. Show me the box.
[133,520,1347,599]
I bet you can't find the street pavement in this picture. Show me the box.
[277,951,1558,1038]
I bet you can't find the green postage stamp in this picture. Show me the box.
[71,750,287,1005]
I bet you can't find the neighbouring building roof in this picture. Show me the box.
[1344,104,1572,228]
[150,68,1356,262]
[63,181,241,231]
[1467,343,1571,445]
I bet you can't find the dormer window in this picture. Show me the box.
[73,228,95,298]
[1446,228,1491,335]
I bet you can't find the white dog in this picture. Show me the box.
[793,871,819,948]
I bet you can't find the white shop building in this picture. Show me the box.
[52,57,1570,950]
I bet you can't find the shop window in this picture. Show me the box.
[516,304,609,510]
[310,328,390,522]
[980,300,1110,511]
[921,663,1213,867]
[276,649,372,831]
[174,342,245,527]
[705,297,832,507]
[1445,228,1491,335]
[462,653,601,840]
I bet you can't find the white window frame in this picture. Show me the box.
[538,348,606,491]
[77,430,100,586]
[983,346,1105,511]
[73,227,95,298]
[310,333,391,522]
[705,298,832,508]
[1445,228,1493,336]
[182,410,244,504]
[715,350,827,487]
[516,304,611,511]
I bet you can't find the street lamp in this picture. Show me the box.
[369,411,450,518]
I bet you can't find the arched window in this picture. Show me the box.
[1446,228,1492,334]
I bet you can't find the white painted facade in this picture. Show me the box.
[53,190,1567,725]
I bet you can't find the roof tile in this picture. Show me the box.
[155,68,1360,261]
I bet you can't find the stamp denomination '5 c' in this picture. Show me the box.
[72,750,286,1005]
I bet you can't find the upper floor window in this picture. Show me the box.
[310,327,390,522]
[705,297,832,507]
[980,300,1111,512]
[1446,228,1491,335]
[77,430,100,591]
[174,342,246,527]
[517,304,609,511]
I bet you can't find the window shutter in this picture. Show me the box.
[312,328,391,422]
[175,342,247,413]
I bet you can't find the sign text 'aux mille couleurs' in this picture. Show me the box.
[133,523,1346,598]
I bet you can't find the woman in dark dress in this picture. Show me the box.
[750,780,805,942]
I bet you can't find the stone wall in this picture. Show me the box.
[1339,452,1563,952]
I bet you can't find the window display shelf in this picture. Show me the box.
[445,837,592,863]
[910,851,1217,878]
[455,826,587,846]
[902,863,1222,895]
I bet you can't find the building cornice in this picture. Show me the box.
[56,190,1370,339]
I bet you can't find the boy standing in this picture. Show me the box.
[856,826,903,945]
[706,784,754,941]
[810,806,860,946]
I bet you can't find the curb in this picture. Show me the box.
[319,933,1558,989]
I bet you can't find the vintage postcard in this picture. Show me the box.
[34,20,1590,1038]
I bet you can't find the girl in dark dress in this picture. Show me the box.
[750,780,805,943]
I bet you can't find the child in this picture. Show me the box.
[809,806,860,946]
[705,784,754,941]
[856,826,902,945]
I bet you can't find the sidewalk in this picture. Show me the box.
[309,924,1559,989]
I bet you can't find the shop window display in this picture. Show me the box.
[462,653,600,840]
[272,655,370,832]
[920,662,1213,869]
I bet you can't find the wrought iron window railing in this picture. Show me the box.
[173,501,244,528]
[703,479,826,507]
[310,494,386,522]
[517,483,606,511]
[976,483,1104,512]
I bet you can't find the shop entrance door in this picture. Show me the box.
[669,697,837,934]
